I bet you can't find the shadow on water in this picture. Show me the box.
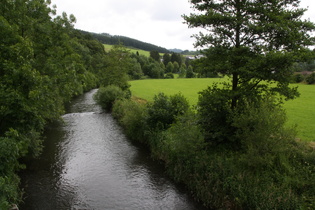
[20,89,208,210]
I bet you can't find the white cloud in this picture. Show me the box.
[51,0,315,51]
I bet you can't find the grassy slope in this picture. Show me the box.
[104,44,159,57]
[129,78,315,142]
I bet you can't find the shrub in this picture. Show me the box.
[164,72,174,79]
[162,111,206,179]
[146,93,189,131]
[93,85,126,111]
[112,99,148,143]
[186,68,194,78]
[227,97,314,209]
[197,85,236,146]
[305,72,315,84]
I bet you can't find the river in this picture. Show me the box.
[20,89,206,210]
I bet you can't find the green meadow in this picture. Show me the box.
[104,44,152,57]
[129,78,315,142]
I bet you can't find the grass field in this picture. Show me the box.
[104,44,156,57]
[129,78,315,142]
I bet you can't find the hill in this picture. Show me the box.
[78,30,170,53]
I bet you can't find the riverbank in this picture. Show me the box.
[102,87,315,209]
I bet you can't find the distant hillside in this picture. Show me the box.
[169,48,183,53]
[78,30,170,53]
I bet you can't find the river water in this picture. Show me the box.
[20,89,206,210]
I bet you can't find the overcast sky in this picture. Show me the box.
[50,0,315,51]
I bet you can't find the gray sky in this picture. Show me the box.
[51,0,315,51]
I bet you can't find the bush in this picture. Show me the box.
[146,93,189,131]
[164,72,174,79]
[162,111,206,179]
[227,97,314,209]
[197,85,236,146]
[93,85,127,111]
[291,74,305,83]
[186,68,194,78]
[112,99,148,143]
[305,72,315,84]
[110,90,315,209]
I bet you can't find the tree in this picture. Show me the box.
[186,65,194,78]
[171,52,182,66]
[173,61,180,73]
[165,61,174,73]
[184,0,315,109]
[150,50,161,62]
[163,53,171,66]
[101,44,131,90]
[306,72,315,84]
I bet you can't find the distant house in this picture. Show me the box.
[186,55,205,60]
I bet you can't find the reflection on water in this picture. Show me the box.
[20,89,206,210]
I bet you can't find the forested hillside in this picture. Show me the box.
[79,30,171,53]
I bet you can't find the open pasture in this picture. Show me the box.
[129,78,315,142]
[104,44,152,57]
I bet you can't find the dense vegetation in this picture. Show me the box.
[94,0,315,209]
[92,85,315,209]
[0,0,120,208]
[79,30,171,53]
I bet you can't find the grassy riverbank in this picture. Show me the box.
[129,78,315,142]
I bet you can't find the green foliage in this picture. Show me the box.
[186,66,194,78]
[112,90,315,209]
[94,85,127,111]
[162,111,206,174]
[150,50,161,62]
[128,58,143,80]
[0,0,110,207]
[165,62,174,73]
[306,72,315,84]
[87,33,170,53]
[112,99,148,143]
[0,130,22,208]
[171,53,183,66]
[184,0,315,108]
[101,44,131,90]
[197,84,236,145]
[163,53,171,66]
[143,62,164,78]
[165,73,174,79]
[146,93,189,131]
[173,61,179,73]
[291,73,305,83]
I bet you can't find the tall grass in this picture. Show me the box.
[129,79,315,142]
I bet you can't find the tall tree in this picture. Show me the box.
[163,53,171,66]
[101,44,131,90]
[184,0,315,108]
[171,52,182,66]
[150,50,161,62]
